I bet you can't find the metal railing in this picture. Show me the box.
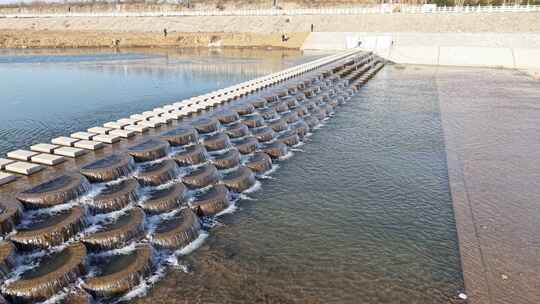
[1,4,539,18]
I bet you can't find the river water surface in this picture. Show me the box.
[0,48,320,155]
[137,64,465,304]
[0,49,464,303]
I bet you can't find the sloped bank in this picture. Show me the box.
[0,30,308,49]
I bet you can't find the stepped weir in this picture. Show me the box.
[0,49,385,303]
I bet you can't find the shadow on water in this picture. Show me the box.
[136,65,466,303]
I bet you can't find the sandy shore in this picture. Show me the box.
[1,13,539,33]
[0,30,308,49]
[0,12,539,49]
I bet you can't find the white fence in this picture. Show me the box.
[1,4,539,18]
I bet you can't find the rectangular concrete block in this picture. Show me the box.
[54,147,88,158]
[131,113,154,121]
[74,140,105,150]
[153,109,167,116]
[439,47,515,68]
[117,118,140,125]
[150,117,172,124]
[30,143,59,154]
[169,110,186,119]
[163,105,177,112]
[103,121,129,129]
[388,46,439,65]
[0,158,16,170]
[93,134,121,144]
[88,127,111,135]
[130,114,147,121]
[71,131,96,140]
[0,172,16,185]
[52,136,80,147]
[160,113,180,120]
[31,153,66,166]
[137,120,162,128]
[5,161,43,175]
[177,108,193,117]
[124,124,148,133]
[159,111,178,120]
[7,150,39,161]
[109,129,136,138]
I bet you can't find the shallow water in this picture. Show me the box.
[0,48,319,155]
[137,65,465,303]
[0,50,465,303]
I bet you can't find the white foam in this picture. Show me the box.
[199,127,224,138]
[259,164,280,179]
[243,180,262,194]
[151,176,184,190]
[218,165,241,175]
[187,183,214,197]
[292,141,305,148]
[215,199,238,217]
[2,261,39,286]
[145,208,183,238]
[2,245,67,287]
[88,202,136,225]
[78,208,135,240]
[137,155,170,167]
[278,151,294,161]
[208,146,234,156]
[90,242,139,258]
[20,184,104,223]
[37,290,68,304]
[115,264,167,303]
[238,193,257,201]
[135,161,182,184]
[176,230,209,256]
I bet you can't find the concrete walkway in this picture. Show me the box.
[302,32,540,70]
[437,67,540,304]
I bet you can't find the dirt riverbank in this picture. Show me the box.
[0,13,538,49]
[0,30,308,49]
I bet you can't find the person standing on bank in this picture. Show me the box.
[163,28,168,37]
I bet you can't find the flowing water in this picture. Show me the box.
[0,50,465,303]
[138,65,465,304]
[0,48,321,156]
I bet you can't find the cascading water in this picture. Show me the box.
[0,53,385,303]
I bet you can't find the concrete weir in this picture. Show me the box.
[0,49,385,302]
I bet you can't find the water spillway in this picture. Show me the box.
[0,49,385,303]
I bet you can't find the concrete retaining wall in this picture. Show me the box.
[302,32,540,69]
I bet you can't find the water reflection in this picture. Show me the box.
[0,48,321,155]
